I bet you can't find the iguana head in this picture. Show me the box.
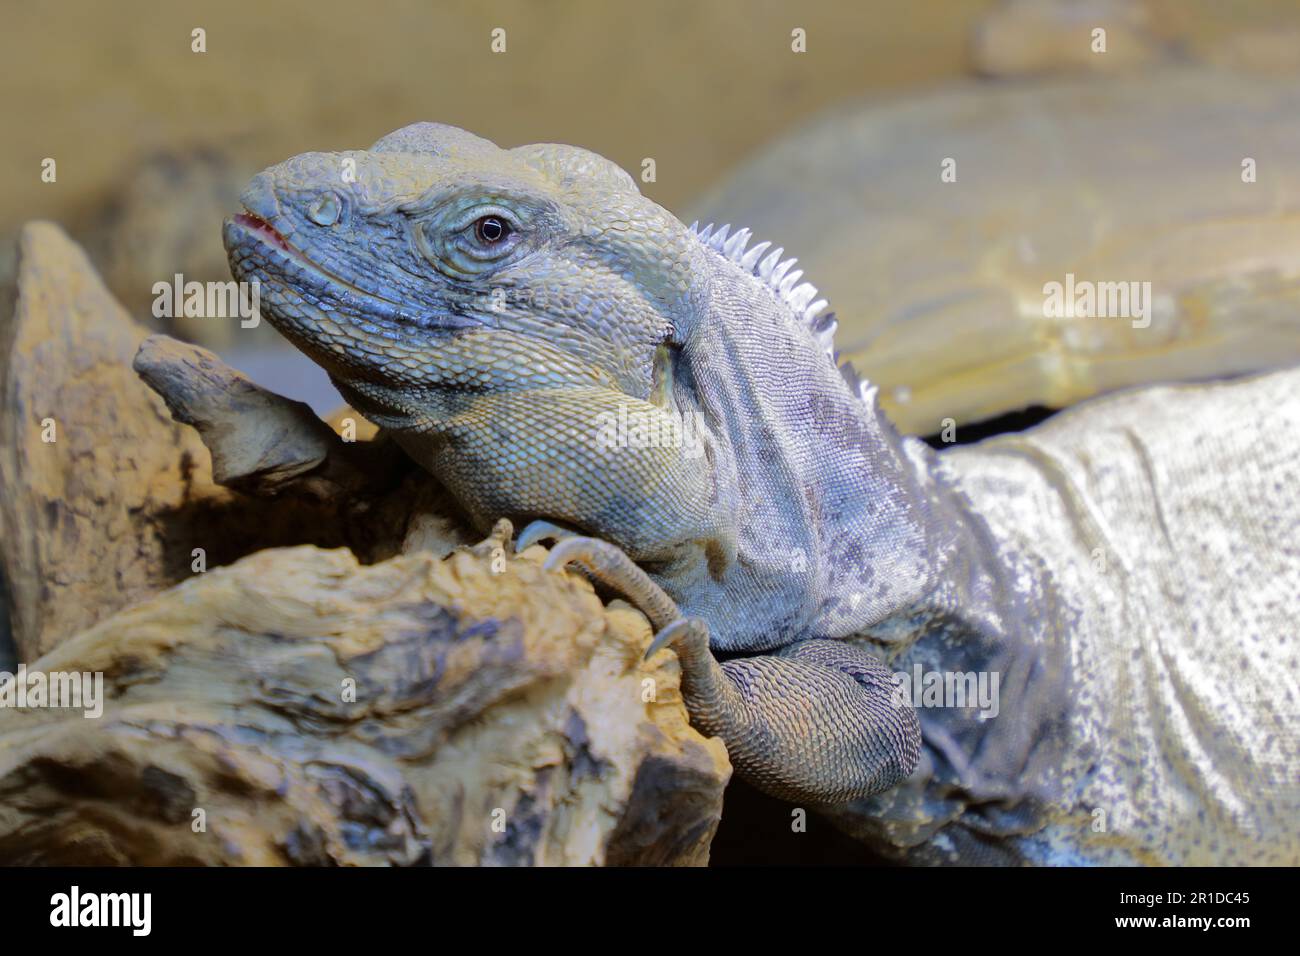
[225,123,938,647]
[224,122,693,403]
[225,122,739,561]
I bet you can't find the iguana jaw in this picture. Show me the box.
[228,211,446,325]
[225,202,674,419]
[223,206,488,386]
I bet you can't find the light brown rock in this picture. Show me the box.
[970,0,1163,76]
[0,222,228,660]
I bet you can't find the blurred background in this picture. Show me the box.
[5,0,1300,413]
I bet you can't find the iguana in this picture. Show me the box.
[223,123,1300,865]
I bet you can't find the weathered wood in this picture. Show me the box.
[133,333,404,499]
[0,544,729,865]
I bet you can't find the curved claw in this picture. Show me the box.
[516,518,581,553]
[645,616,710,661]
[543,536,680,631]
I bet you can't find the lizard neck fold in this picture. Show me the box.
[651,251,943,645]
[678,231,1075,854]
[670,246,1058,662]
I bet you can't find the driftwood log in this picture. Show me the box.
[0,222,729,865]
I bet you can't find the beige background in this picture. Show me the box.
[0,0,1002,230]
[7,1,1300,229]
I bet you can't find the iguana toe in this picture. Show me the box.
[645,616,709,661]
[543,535,680,630]
[516,518,581,553]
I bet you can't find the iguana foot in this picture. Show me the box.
[545,535,922,804]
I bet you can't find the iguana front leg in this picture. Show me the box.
[542,535,922,804]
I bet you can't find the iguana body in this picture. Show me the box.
[223,123,1300,865]
[840,369,1300,864]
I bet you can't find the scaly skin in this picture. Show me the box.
[224,123,1300,864]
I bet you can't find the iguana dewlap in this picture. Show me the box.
[223,123,1300,865]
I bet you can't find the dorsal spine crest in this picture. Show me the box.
[689,221,873,405]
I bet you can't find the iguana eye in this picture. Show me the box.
[416,206,524,274]
[474,215,510,245]
[307,192,341,227]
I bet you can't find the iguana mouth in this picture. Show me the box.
[232,211,294,253]
[229,211,375,301]
[225,211,475,333]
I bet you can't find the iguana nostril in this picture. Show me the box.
[238,173,280,224]
[307,192,341,226]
